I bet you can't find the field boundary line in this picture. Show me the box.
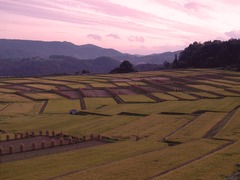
[203,106,240,139]
[148,140,237,179]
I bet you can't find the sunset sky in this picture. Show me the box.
[1,0,240,54]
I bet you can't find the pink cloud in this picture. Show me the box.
[184,2,209,12]
[106,33,120,39]
[225,30,240,39]
[128,36,145,43]
[87,34,102,41]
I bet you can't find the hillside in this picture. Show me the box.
[0,56,120,76]
[175,39,240,69]
[0,69,240,179]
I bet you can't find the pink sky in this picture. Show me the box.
[0,0,240,54]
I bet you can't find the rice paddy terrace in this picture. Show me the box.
[0,69,240,179]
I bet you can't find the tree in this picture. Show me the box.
[110,60,135,73]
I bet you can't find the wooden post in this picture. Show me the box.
[75,136,80,143]
[68,137,72,144]
[9,145,14,154]
[20,144,25,152]
[6,134,10,141]
[82,135,86,142]
[41,142,45,149]
[26,132,29,138]
[60,138,64,146]
[20,133,24,139]
[90,133,94,140]
[51,140,55,147]
[0,146,3,155]
[32,142,36,150]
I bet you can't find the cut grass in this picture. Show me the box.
[44,99,81,113]
[215,108,240,140]
[168,92,198,100]
[152,93,178,101]
[103,114,193,141]
[24,93,64,100]
[0,140,166,180]
[90,83,116,88]
[189,85,239,96]
[65,84,86,89]
[0,102,44,115]
[25,84,57,90]
[0,93,30,102]
[190,91,219,98]
[158,140,240,180]
[119,95,155,103]
[166,112,227,142]
[85,98,117,110]
[58,139,226,180]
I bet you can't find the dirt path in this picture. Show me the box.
[203,106,240,139]
[148,140,237,179]
[39,100,49,114]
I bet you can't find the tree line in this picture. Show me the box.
[172,39,240,70]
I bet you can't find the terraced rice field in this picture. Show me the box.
[1,69,240,180]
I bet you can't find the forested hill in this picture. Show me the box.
[174,39,240,69]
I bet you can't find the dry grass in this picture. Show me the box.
[58,139,226,180]
[167,112,227,142]
[119,95,155,103]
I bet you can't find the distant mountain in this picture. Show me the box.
[0,39,180,64]
[0,39,122,59]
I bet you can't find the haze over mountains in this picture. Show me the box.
[0,39,180,76]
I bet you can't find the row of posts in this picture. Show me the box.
[0,134,101,155]
[0,130,61,141]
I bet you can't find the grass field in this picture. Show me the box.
[25,84,57,90]
[84,97,117,110]
[44,99,81,113]
[119,95,155,103]
[1,69,240,180]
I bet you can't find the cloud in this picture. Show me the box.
[87,34,102,41]
[106,33,120,39]
[225,30,240,39]
[128,36,145,43]
[184,2,209,12]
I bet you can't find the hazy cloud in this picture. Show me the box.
[184,2,209,12]
[87,34,102,41]
[106,33,120,39]
[128,36,145,43]
[225,30,240,39]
